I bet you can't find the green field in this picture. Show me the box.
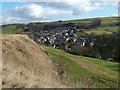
[57,17,118,25]
[27,17,118,26]
[42,45,119,88]
[2,25,22,34]
[85,26,118,35]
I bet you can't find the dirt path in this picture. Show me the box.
[2,34,68,88]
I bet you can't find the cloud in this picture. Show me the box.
[2,4,74,24]
[112,13,118,16]
[22,0,119,3]
[30,0,101,12]
[2,0,116,24]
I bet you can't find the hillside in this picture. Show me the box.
[2,17,118,35]
[2,34,68,88]
[42,46,119,88]
[26,17,119,35]
[2,17,119,35]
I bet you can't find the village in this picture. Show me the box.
[24,26,93,51]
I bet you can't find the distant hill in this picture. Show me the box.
[2,16,119,35]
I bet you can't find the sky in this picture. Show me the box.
[0,0,119,25]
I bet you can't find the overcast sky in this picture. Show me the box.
[1,0,119,25]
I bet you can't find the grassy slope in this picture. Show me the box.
[35,17,119,35]
[66,17,118,35]
[81,17,118,35]
[2,25,21,34]
[2,17,118,35]
[42,17,118,25]
[85,26,118,35]
[42,45,119,88]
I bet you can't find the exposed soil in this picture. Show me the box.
[2,34,68,88]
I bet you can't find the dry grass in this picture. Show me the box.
[2,34,68,88]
